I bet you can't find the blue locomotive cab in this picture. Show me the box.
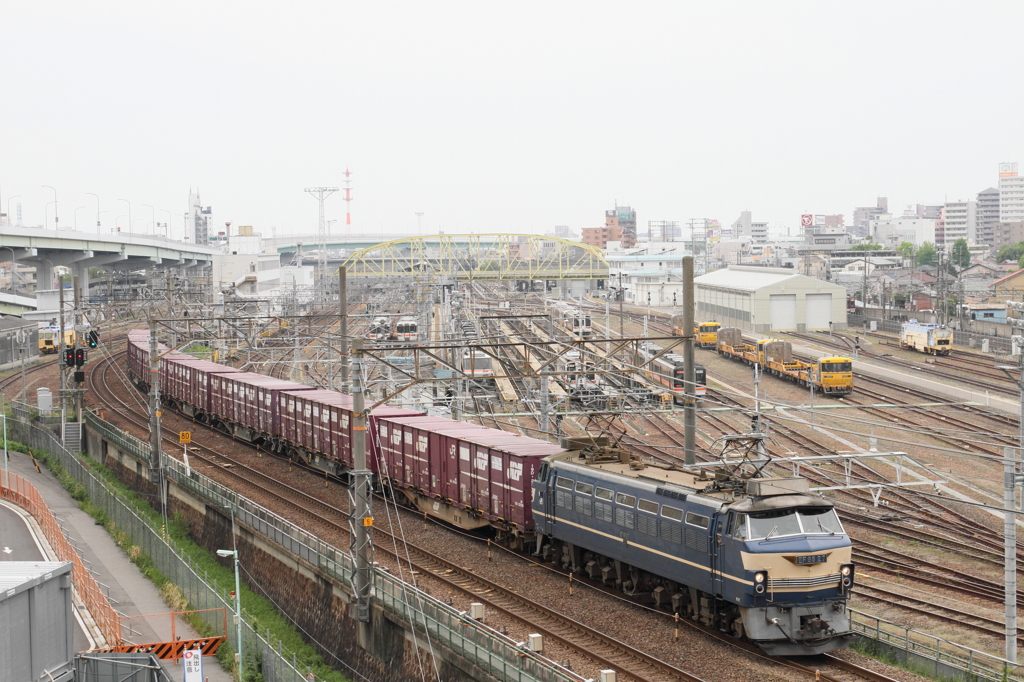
[722,492,854,653]
[532,452,854,655]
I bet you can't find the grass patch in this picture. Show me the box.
[12,439,349,682]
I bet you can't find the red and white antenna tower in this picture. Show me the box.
[343,167,353,226]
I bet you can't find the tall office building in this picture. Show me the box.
[188,191,212,244]
[1000,163,1024,223]
[976,187,1000,246]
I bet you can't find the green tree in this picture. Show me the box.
[916,241,937,267]
[950,238,972,270]
[1017,253,1024,271]
[997,241,1024,263]
[850,242,884,251]
[895,241,915,263]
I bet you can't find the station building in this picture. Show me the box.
[695,266,848,332]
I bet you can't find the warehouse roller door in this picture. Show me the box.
[805,293,833,330]
[769,294,797,331]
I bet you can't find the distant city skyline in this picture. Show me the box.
[2,3,1022,241]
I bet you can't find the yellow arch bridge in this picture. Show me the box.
[340,234,609,281]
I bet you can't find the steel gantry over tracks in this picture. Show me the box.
[341,234,609,281]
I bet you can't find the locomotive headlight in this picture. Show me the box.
[753,571,767,594]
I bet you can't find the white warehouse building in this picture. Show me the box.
[695,266,848,332]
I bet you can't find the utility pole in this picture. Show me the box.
[348,338,374,638]
[339,267,350,393]
[682,256,696,465]
[618,271,625,338]
[147,320,167,531]
[1005,446,1020,664]
[304,187,339,298]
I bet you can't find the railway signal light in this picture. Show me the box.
[88,330,99,348]
[64,349,75,367]
[75,348,87,367]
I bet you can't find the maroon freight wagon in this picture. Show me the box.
[161,355,242,418]
[377,415,568,541]
[377,417,485,495]
[209,372,314,442]
[277,389,422,476]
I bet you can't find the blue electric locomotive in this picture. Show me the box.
[532,452,854,655]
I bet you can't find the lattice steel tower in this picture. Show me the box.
[304,186,339,287]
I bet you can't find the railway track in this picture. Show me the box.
[89,349,717,682]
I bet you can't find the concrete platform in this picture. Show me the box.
[2,453,233,682]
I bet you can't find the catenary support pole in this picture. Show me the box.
[682,256,696,466]
[148,320,167,528]
[339,266,350,393]
[349,338,373,631]
[1005,447,1018,663]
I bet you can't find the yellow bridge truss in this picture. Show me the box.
[340,234,609,281]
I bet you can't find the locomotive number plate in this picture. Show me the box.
[796,555,827,565]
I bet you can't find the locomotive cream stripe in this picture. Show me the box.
[539,510,850,592]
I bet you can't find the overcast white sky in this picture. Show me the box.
[3,2,1022,241]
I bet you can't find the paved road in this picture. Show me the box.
[3,452,232,682]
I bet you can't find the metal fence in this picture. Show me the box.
[85,411,584,682]
[850,608,1024,682]
[0,469,121,646]
[848,313,1016,354]
[9,417,314,682]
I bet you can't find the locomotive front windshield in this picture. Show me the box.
[738,507,844,539]
[820,361,852,372]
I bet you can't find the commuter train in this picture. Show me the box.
[899,320,952,356]
[125,329,854,654]
[670,317,722,348]
[461,350,494,379]
[395,315,418,342]
[716,329,854,395]
[551,302,592,338]
[639,343,707,402]
[367,316,390,341]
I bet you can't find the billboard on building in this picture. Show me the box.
[801,215,812,227]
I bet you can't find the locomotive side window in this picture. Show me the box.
[615,492,636,507]
[556,477,574,490]
[575,482,594,494]
[661,505,683,521]
[685,512,710,529]
[637,499,658,514]
[595,487,614,501]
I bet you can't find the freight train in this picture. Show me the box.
[670,317,722,348]
[716,329,854,395]
[126,329,854,654]
[899,320,953,356]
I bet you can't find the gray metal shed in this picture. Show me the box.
[695,266,848,333]
[0,561,75,682]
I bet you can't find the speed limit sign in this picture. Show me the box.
[179,431,191,444]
